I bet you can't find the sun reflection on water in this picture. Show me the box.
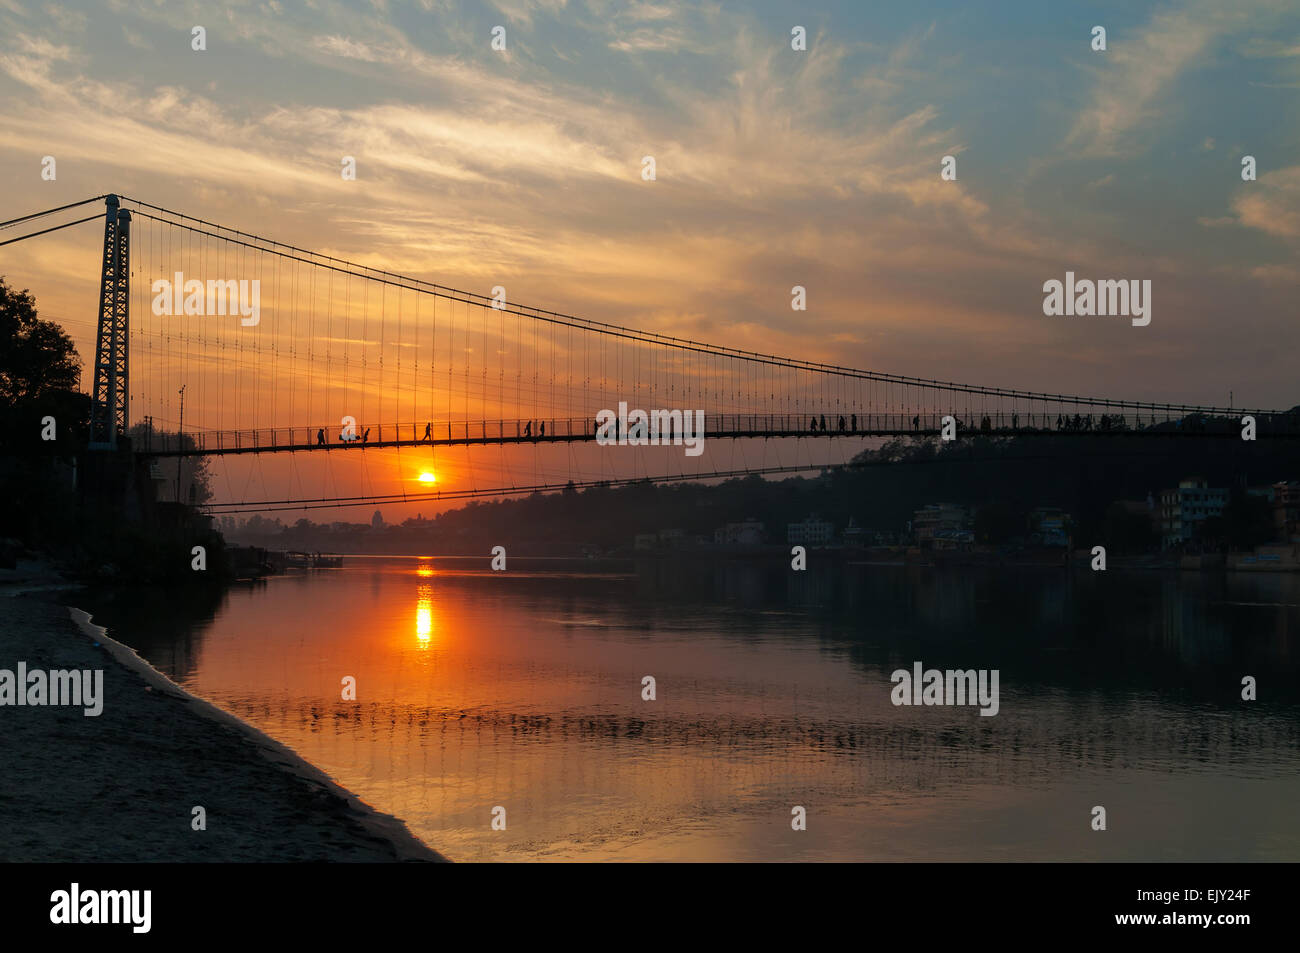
[416,583,434,644]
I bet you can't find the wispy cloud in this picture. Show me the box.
[1065,9,1218,157]
[1233,164,1300,238]
[0,0,1298,415]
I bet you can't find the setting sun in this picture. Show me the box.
[418,472,437,484]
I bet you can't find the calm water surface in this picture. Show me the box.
[86,558,1300,861]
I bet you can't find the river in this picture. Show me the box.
[80,557,1300,861]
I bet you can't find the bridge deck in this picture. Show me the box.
[137,411,1298,456]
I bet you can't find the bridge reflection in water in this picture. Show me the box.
[84,558,1300,861]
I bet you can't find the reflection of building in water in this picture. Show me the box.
[911,569,979,628]
[1157,574,1231,663]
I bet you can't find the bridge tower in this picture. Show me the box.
[89,194,132,450]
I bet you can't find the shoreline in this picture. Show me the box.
[67,606,446,863]
[1,577,447,863]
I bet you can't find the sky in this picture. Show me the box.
[1,0,1298,519]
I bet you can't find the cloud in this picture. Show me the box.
[1065,10,1217,157]
[1250,263,1300,282]
[1,0,1298,427]
[0,32,73,86]
[1232,164,1300,238]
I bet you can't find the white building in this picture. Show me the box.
[788,516,834,546]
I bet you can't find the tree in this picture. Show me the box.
[0,278,80,402]
[0,279,87,543]
[1221,491,1276,549]
[0,278,89,456]
[126,423,214,504]
[1102,502,1157,554]
[974,502,1019,544]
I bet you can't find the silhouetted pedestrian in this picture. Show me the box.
[317,428,325,446]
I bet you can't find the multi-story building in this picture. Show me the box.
[912,504,971,550]
[657,528,687,549]
[1274,481,1300,542]
[1159,477,1228,548]
[1028,506,1070,547]
[788,515,834,547]
[714,518,765,546]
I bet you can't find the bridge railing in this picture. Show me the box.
[136,408,1299,454]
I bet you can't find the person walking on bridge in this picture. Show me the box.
[423,422,432,442]
[317,428,325,446]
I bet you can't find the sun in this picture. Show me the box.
[418,471,437,484]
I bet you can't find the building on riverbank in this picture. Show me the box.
[1274,481,1300,542]
[787,515,833,547]
[912,504,971,551]
[1159,477,1228,549]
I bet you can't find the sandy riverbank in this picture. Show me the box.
[0,577,446,862]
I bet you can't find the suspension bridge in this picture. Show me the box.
[3,194,1296,512]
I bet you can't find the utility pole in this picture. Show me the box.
[175,384,186,504]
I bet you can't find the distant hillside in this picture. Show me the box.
[225,427,1300,555]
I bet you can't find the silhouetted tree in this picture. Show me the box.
[1101,502,1158,554]
[1221,491,1277,549]
[0,277,80,402]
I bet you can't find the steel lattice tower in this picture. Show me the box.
[88,194,131,449]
